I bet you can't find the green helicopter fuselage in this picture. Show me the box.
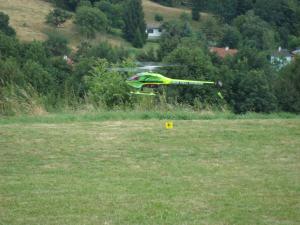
[126,72,215,90]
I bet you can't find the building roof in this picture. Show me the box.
[146,26,161,29]
[209,47,238,58]
[271,47,292,57]
[292,48,300,55]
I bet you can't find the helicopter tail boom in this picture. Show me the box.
[170,79,215,86]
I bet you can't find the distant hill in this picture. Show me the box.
[0,0,200,48]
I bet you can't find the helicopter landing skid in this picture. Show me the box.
[130,91,156,96]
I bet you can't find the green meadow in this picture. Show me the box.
[0,114,300,224]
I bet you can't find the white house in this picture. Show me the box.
[270,47,292,69]
[146,26,163,40]
[292,48,300,56]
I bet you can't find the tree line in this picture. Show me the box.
[0,0,300,115]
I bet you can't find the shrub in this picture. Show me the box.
[46,8,72,27]
[0,12,16,36]
[84,59,132,108]
[44,31,70,56]
[154,14,164,22]
[85,42,129,63]
[74,6,108,39]
[275,56,300,113]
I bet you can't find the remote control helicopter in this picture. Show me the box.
[112,63,223,97]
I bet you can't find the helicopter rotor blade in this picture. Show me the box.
[108,68,138,72]
[108,63,181,72]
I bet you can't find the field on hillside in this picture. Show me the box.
[0,0,198,48]
[0,0,52,41]
[143,0,207,28]
[1,117,299,224]
[0,0,128,47]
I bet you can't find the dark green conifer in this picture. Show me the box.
[123,0,147,48]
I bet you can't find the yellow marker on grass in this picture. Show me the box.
[165,121,173,129]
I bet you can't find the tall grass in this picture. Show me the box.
[0,85,46,116]
[1,85,299,124]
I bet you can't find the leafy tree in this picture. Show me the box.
[85,42,129,63]
[219,25,241,48]
[191,0,200,21]
[75,6,108,38]
[123,0,147,48]
[157,19,194,59]
[163,44,220,105]
[21,41,48,65]
[254,0,300,38]
[71,57,97,96]
[51,0,81,11]
[95,1,124,29]
[78,0,92,7]
[0,12,16,36]
[217,0,239,22]
[44,32,70,56]
[46,8,72,26]
[137,46,158,62]
[132,28,144,48]
[231,70,277,113]
[22,60,53,94]
[151,0,181,7]
[199,16,224,46]
[236,0,255,15]
[233,11,278,50]
[191,0,239,22]
[275,56,300,112]
[219,47,278,113]
[288,35,300,49]
[84,59,132,108]
[158,33,181,60]
[234,47,270,71]
[47,56,72,91]
[0,32,19,59]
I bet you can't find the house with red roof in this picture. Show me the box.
[209,47,238,58]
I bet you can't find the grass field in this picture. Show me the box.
[1,115,300,224]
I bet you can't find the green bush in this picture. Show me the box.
[0,32,19,59]
[0,12,16,36]
[46,8,72,26]
[23,60,53,94]
[44,31,70,56]
[74,6,108,38]
[95,1,124,29]
[275,56,300,113]
[84,59,132,109]
[84,42,129,63]
[164,44,220,106]
[22,40,48,65]
[154,14,164,22]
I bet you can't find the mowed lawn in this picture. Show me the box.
[0,119,299,224]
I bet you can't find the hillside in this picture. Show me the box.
[0,0,52,41]
[143,0,190,26]
[0,0,129,47]
[0,0,198,48]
